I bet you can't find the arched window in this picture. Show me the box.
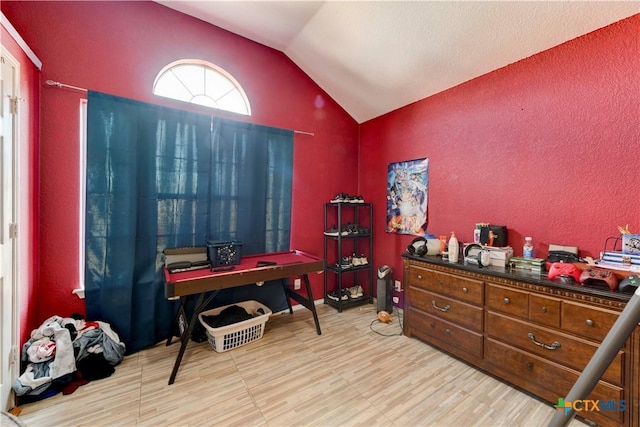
[153,60,251,115]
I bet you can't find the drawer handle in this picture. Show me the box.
[541,307,547,313]
[586,319,594,327]
[503,297,510,304]
[431,300,451,312]
[462,287,469,293]
[527,332,561,351]
[417,274,423,280]
[525,362,533,371]
[445,328,451,336]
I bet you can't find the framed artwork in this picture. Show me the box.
[386,157,429,235]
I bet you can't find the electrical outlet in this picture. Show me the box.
[394,280,401,291]
[294,278,301,290]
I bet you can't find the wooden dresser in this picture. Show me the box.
[403,255,639,427]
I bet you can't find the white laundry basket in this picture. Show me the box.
[198,300,272,353]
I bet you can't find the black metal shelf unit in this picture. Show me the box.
[323,202,374,312]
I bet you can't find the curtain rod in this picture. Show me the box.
[44,79,315,136]
[45,79,87,92]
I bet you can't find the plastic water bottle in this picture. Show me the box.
[448,232,459,263]
[523,237,534,259]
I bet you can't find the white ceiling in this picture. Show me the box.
[156,1,640,123]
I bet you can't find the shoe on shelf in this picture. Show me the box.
[329,289,349,301]
[324,225,340,236]
[327,290,349,301]
[348,286,358,299]
[337,256,352,269]
[352,253,361,266]
[346,222,360,234]
[357,254,368,265]
[350,195,364,203]
[330,193,349,203]
[327,291,340,301]
[348,285,364,299]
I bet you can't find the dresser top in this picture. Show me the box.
[402,253,632,303]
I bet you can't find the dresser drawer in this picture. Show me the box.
[486,311,624,386]
[409,287,483,332]
[408,265,483,305]
[562,301,621,342]
[407,308,483,360]
[407,265,448,294]
[486,283,528,318]
[448,275,484,305]
[529,294,561,328]
[485,338,624,425]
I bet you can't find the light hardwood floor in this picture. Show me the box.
[14,303,588,427]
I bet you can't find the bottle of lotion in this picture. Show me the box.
[448,232,459,263]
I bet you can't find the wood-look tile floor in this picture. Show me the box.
[14,303,588,427]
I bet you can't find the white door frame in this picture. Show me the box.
[0,45,19,413]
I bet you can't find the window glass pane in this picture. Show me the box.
[153,60,250,115]
[154,71,192,102]
[218,91,249,115]
[205,69,234,99]
[171,65,205,96]
[191,94,217,109]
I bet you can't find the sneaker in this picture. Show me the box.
[327,291,340,301]
[348,286,359,299]
[348,285,364,299]
[345,223,358,235]
[324,225,340,236]
[327,290,348,301]
[354,285,364,297]
[351,195,364,203]
[352,253,361,266]
[358,254,368,266]
[337,256,352,269]
[330,193,348,203]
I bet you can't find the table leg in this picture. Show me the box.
[281,278,294,314]
[167,291,218,385]
[166,298,186,346]
[283,274,322,335]
[303,274,322,335]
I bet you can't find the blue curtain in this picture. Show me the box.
[85,91,293,353]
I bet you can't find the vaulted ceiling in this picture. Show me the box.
[156,1,640,123]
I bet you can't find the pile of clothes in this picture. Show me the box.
[12,314,126,403]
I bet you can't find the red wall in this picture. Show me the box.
[360,15,640,284]
[1,24,40,346]
[1,1,358,335]
[3,0,639,339]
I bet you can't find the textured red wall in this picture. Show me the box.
[1,25,40,346]
[360,15,640,284]
[3,0,639,338]
[1,1,358,333]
